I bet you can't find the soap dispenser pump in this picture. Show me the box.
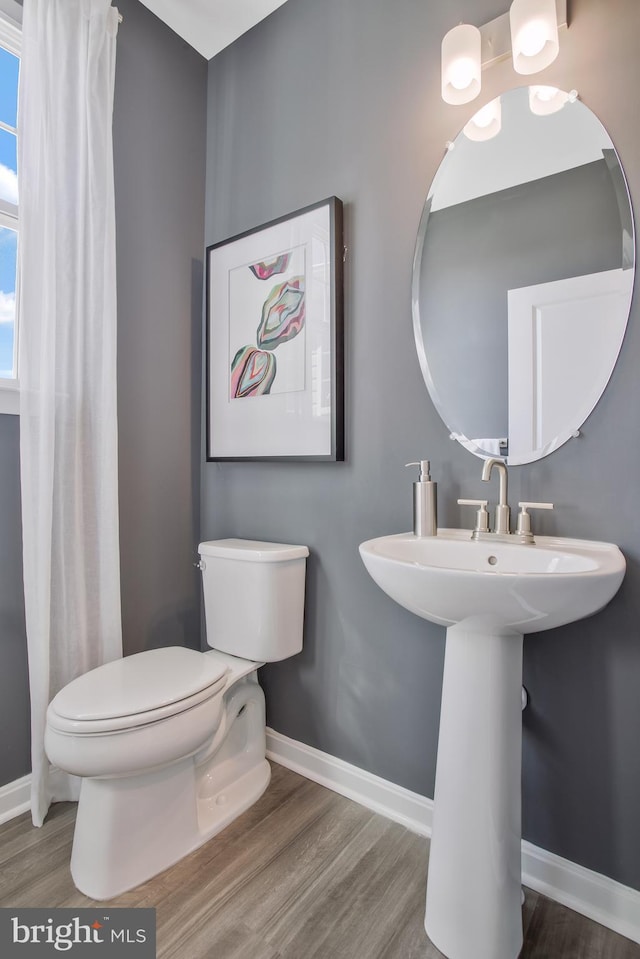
[405,460,438,537]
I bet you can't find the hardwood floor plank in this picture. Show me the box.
[378,890,447,959]
[522,895,640,958]
[210,794,376,937]
[153,777,345,956]
[522,886,541,939]
[265,816,428,959]
[0,802,75,866]
[0,830,75,904]
[162,919,281,959]
[0,764,638,959]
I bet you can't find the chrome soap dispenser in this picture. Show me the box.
[406,460,437,537]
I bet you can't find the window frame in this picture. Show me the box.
[0,1,21,415]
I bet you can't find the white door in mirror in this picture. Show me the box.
[507,270,632,463]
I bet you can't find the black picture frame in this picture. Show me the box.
[205,196,344,462]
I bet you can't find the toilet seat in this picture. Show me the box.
[47,646,228,736]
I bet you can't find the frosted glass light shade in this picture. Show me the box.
[463,97,502,141]
[529,85,572,115]
[441,24,481,105]
[510,0,559,75]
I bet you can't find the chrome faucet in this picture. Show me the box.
[457,457,554,543]
[482,458,510,535]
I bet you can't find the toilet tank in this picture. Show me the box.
[198,539,309,662]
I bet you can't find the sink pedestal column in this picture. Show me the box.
[425,621,524,959]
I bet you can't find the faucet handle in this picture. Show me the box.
[516,501,554,537]
[458,498,490,533]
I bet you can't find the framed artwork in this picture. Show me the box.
[205,196,344,461]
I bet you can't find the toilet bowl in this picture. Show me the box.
[44,538,308,900]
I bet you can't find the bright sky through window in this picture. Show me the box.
[0,41,19,378]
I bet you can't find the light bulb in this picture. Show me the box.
[473,103,496,128]
[529,85,573,116]
[463,97,502,141]
[534,85,556,101]
[449,57,477,91]
[518,19,547,57]
[509,0,559,75]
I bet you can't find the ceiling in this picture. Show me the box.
[138,0,290,60]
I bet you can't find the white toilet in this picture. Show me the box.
[44,538,308,900]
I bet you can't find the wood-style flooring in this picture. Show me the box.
[0,762,638,958]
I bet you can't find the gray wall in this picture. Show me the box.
[0,0,207,787]
[0,414,29,786]
[202,0,640,890]
[114,0,206,656]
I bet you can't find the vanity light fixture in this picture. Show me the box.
[441,24,482,105]
[529,84,577,115]
[463,97,502,141]
[440,0,567,105]
[510,0,559,75]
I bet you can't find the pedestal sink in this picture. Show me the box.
[359,529,625,959]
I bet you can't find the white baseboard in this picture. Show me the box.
[266,727,640,945]
[521,840,640,945]
[0,774,31,826]
[267,726,432,837]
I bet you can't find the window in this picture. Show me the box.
[0,4,20,414]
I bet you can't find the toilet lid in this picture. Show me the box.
[50,647,228,722]
[199,538,309,562]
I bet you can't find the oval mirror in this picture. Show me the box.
[412,86,635,465]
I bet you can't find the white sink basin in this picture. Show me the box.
[359,527,625,959]
[359,528,625,633]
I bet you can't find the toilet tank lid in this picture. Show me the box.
[198,538,309,562]
[49,647,228,722]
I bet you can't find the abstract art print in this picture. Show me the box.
[229,244,306,399]
[206,197,344,460]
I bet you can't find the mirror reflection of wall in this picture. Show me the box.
[413,86,634,465]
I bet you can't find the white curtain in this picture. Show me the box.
[18,0,122,827]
